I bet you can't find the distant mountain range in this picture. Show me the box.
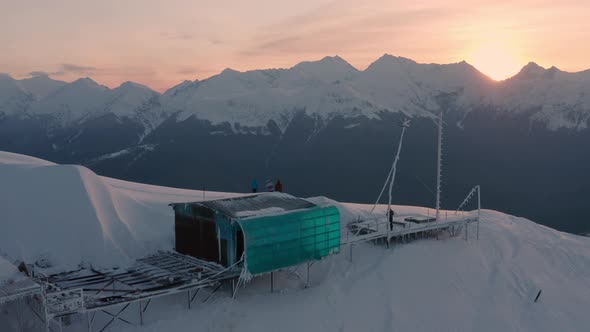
[1,55,589,235]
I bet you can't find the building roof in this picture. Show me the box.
[171,192,316,219]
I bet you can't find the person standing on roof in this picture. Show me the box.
[275,179,283,192]
[251,179,259,193]
[265,179,274,192]
[388,208,395,231]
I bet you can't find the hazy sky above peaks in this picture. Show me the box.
[1,0,589,91]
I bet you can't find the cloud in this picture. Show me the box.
[176,67,199,75]
[239,2,466,59]
[58,63,97,75]
[26,65,96,78]
[208,37,224,45]
[29,71,50,77]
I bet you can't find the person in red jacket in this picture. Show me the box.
[274,179,283,192]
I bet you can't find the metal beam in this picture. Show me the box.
[98,303,130,332]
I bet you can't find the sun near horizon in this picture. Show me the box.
[465,40,527,81]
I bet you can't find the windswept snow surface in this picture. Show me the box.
[1,152,590,331]
[119,206,590,332]
[0,256,22,287]
[0,151,242,271]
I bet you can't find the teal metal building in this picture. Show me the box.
[170,193,341,275]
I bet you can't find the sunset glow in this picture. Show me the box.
[467,41,526,81]
[1,0,589,90]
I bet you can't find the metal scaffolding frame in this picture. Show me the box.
[35,251,241,332]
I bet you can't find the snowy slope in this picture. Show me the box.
[18,74,67,100]
[160,55,590,132]
[0,74,33,116]
[3,56,590,136]
[0,256,21,287]
[0,75,164,136]
[161,55,496,131]
[122,208,590,332]
[27,77,164,128]
[493,63,590,130]
[29,77,109,118]
[1,152,590,332]
[0,151,241,271]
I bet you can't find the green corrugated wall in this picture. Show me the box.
[238,206,341,275]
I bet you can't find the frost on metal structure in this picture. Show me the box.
[435,111,443,222]
[371,119,411,214]
[456,185,482,240]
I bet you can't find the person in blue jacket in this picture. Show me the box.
[251,179,259,193]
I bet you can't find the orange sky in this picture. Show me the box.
[1,0,589,91]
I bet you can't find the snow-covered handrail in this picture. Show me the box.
[455,185,481,240]
[456,185,480,212]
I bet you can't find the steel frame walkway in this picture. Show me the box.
[344,214,479,245]
[36,251,241,332]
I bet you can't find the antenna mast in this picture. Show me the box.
[435,111,443,221]
[371,119,410,214]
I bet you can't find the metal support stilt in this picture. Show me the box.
[464,222,468,241]
[191,289,201,304]
[232,278,242,299]
[270,272,274,293]
[187,290,191,309]
[139,301,143,325]
[435,111,443,222]
[98,303,130,332]
[87,312,92,332]
[203,284,222,304]
[142,299,151,313]
[305,262,310,288]
[477,186,481,240]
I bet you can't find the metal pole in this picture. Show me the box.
[464,222,468,241]
[477,186,481,240]
[435,111,443,222]
[270,272,274,293]
[387,122,408,213]
[306,262,310,288]
[139,301,143,325]
[187,290,191,309]
[371,119,410,214]
[87,312,92,332]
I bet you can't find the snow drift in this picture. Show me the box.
[0,151,240,271]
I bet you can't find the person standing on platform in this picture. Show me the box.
[275,179,283,192]
[389,208,395,231]
[265,179,274,192]
[251,179,259,193]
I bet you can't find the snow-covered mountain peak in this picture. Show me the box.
[0,74,32,115]
[0,73,14,80]
[366,54,418,71]
[292,55,358,82]
[220,68,240,76]
[163,80,199,97]
[19,75,67,100]
[116,81,157,94]
[71,77,106,89]
[512,62,548,80]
